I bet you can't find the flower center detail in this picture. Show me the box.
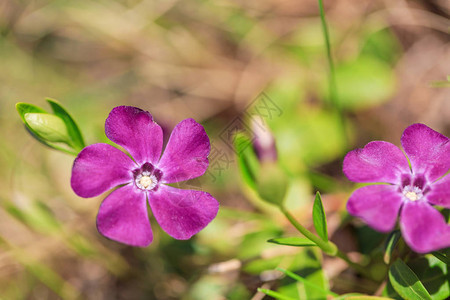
[135,171,157,190]
[402,186,423,201]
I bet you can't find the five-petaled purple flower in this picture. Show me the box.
[71,106,219,247]
[343,124,450,253]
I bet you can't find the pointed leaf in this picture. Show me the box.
[408,255,449,300]
[334,294,394,300]
[276,268,337,297]
[312,191,328,241]
[257,288,296,300]
[388,259,432,300]
[16,102,47,123]
[431,251,450,266]
[384,230,401,264]
[46,98,85,151]
[268,237,316,247]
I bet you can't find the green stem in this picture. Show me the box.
[317,0,348,147]
[280,205,373,278]
[318,0,337,105]
[280,206,336,255]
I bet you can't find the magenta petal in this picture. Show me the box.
[343,141,410,184]
[401,123,450,182]
[148,185,219,240]
[400,201,450,253]
[158,119,210,183]
[347,185,403,232]
[427,175,450,208]
[105,106,163,165]
[97,185,152,247]
[71,143,135,198]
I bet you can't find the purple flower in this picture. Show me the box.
[343,124,450,253]
[71,106,219,247]
[251,118,277,163]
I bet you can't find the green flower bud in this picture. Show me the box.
[256,162,289,207]
[24,112,70,143]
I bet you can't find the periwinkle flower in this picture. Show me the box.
[343,124,450,253]
[71,106,219,247]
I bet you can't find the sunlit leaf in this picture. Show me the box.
[277,267,337,297]
[409,255,449,300]
[4,201,60,234]
[388,259,432,300]
[257,288,296,300]
[312,191,328,241]
[431,251,450,266]
[268,237,316,247]
[16,102,47,123]
[332,55,396,110]
[334,294,394,300]
[361,28,401,64]
[47,98,85,151]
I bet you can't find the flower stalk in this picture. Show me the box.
[279,205,372,277]
[317,0,348,147]
[279,205,336,255]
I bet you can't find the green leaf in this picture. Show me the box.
[24,113,70,143]
[4,201,60,234]
[16,102,47,123]
[384,230,401,264]
[360,28,401,64]
[331,55,396,110]
[312,191,328,241]
[239,225,282,259]
[431,251,450,266]
[388,259,432,300]
[233,132,259,190]
[47,98,85,150]
[334,294,394,300]
[276,267,337,297]
[408,254,449,300]
[382,277,403,300]
[257,288,296,300]
[268,237,317,247]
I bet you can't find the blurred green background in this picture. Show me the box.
[0,0,449,299]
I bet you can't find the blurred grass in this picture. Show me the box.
[0,0,449,299]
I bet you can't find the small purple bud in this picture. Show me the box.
[251,118,277,162]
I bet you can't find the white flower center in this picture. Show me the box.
[135,171,157,190]
[402,186,423,201]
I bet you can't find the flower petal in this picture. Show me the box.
[158,119,210,183]
[71,143,135,198]
[148,185,219,240]
[97,185,152,247]
[426,175,450,208]
[105,106,163,164]
[343,141,410,184]
[400,200,450,253]
[401,123,450,182]
[347,185,403,232]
